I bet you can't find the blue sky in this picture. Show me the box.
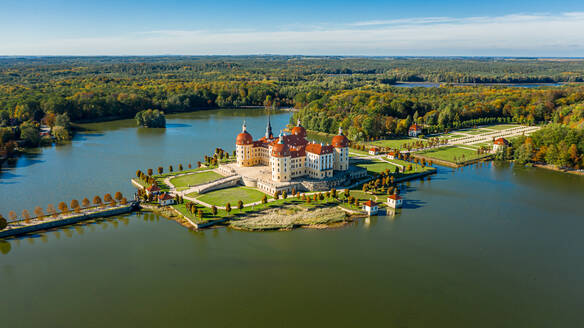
[1,0,583,56]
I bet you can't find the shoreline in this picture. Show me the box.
[532,163,584,176]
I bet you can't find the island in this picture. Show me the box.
[130,117,437,231]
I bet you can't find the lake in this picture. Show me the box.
[1,109,584,327]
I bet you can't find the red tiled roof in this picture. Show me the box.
[494,138,509,145]
[272,143,291,157]
[409,124,421,131]
[332,134,349,148]
[290,148,306,158]
[158,193,174,200]
[388,194,402,200]
[146,185,160,192]
[363,200,377,207]
[236,131,253,145]
[370,147,379,151]
[291,125,307,137]
[305,143,333,155]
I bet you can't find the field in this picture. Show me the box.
[414,146,489,164]
[192,186,272,206]
[355,160,399,174]
[369,137,419,150]
[483,124,520,130]
[169,171,223,189]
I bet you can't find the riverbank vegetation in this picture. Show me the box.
[508,124,584,170]
[135,109,166,128]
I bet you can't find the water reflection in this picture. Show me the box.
[0,215,136,254]
[0,240,11,254]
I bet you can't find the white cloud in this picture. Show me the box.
[2,12,584,56]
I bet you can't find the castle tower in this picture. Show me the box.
[236,121,254,167]
[270,133,291,182]
[332,126,349,171]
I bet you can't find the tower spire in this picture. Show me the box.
[266,112,273,139]
[242,120,247,132]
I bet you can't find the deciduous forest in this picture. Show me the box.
[1,56,583,168]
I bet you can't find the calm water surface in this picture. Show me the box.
[1,109,584,327]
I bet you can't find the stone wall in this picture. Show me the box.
[0,204,137,239]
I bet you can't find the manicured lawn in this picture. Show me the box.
[415,146,489,163]
[483,124,520,130]
[370,137,418,150]
[356,160,399,174]
[349,148,371,156]
[194,187,272,206]
[440,133,465,139]
[386,158,434,173]
[463,129,492,135]
[170,171,223,188]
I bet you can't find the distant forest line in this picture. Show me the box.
[0,56,583,158]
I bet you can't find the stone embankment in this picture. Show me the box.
[0,203,138,239]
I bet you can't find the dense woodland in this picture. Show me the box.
[507,125,584,169]
[1,56,584,167]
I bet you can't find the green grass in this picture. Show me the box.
[169,171,223,188]
[415,146,489,163]
[370,137,417,150]
[440,133,465,139]
[192,186,272,206]
[386,158,434,173]
[178,195,343,221]
[462,129,492,135]
[483,124,520,131]
[356,160,399,174]
[349,148,371,156]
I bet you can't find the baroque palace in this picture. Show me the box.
[219,117,366,195]
[236,119,349,182]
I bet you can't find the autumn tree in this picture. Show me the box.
[22,209,31,223]
[47,204,57,217]
[8,211,18,221]
[58,202,68,214]
[225,203,231,215]
[147,169,153,176]
[211,206,218,216]
[158,167,163,174]
[104,193,113,203]
[238,200,244,212]
[82,198,90,208]
[93,196,103,207]
[70,199,80,212]
[34,206,44,219]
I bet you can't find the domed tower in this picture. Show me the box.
[291,119,307,138]
[332,126,349,171]
[270,134,291,182]
[236,121,254,167]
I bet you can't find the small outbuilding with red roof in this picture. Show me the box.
[362,199,379,215]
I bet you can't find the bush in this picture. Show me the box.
[0,216,7,230]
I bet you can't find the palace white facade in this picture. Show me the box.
[236,119,350,183]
